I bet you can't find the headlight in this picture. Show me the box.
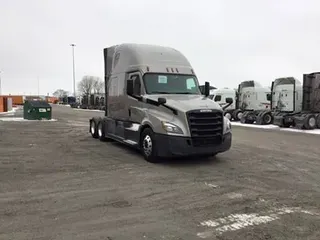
[161,121,183,134]
[223,117,231,134]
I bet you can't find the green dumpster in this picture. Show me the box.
[23,100,52,120]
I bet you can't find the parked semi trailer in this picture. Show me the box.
[209,81,271,123]
[89,43,233,163]
[78,94,105,110]
[254,77,303,125]
[271,73,320,129]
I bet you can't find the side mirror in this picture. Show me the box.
[127,79,134,95]
[226,97,233,104]
[204,81,210,97]
[158,97,166,105]
[266,93,272,101]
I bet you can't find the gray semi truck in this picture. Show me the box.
[89,43,233,163]
[271,73,320,129]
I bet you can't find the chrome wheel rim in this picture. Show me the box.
[90,122,95,134]
[237,112,243,120]
[309,117,316,128]
[98,124,102,137]
[143,135,152,156]
[225,113,232,120]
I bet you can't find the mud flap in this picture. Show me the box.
[240,111,255,124]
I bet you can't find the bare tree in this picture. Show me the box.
[53,89,69,98]
[78,75,95,96]
[92,77,104,94]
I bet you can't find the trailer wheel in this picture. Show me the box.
[262,112,273,125]
[140,128,160,163]
[90,120,98,138]
[97,121,107,141]
[303,114,316,130]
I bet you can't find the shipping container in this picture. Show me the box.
[0,96,12,112]
[0,95,24,105]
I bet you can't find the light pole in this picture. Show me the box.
[37,76,40,96]
[70,44,76,97]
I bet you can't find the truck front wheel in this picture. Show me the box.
[140,128,160,163]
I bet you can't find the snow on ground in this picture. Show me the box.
[232,121,320,135]
[73,108,104,112]
[0,117,57,122]
[0,106,20,115]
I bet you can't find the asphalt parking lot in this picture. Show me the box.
[0,105,319,240]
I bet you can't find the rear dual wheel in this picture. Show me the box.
[261,112,273,125]
[90,120,98,138]
[97,121,107,141]
[90,120,110,141]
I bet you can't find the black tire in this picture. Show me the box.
[233,109,243,121]
[262,112,273,125]
[303,114,316,130]
[140,128,161,163]
[90,120,98,139]
[97,121,107,141]
[316,114,320,129]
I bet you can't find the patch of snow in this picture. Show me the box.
[0,108,17,115]
[57,104,71,107]
[204,182,219,188]
[226,193,243,199]
[197,207,319,238]
[73,108,104,112]
[232,121,320,135]
[0,117,57,122]
[231,122,278,129]
[279,127,320,135]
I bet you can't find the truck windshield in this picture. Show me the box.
[143,73,201,95]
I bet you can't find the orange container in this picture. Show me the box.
[46,96,59,104]
[0,95,24,105]
[0,97,8,112]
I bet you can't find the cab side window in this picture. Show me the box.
[131,74,141,95]
[214,95,221,101]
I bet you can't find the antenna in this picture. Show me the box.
[37,76,40,96]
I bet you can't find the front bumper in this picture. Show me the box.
[154,132,232,157]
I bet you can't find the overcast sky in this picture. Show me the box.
[1,0,320,95]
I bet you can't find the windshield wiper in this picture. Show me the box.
[171,92,195,94]
[151,91,171,94]
[151,91,196,94]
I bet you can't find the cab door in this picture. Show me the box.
[126,72,144,123]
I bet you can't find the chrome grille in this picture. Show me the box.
[186,110,223,146]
